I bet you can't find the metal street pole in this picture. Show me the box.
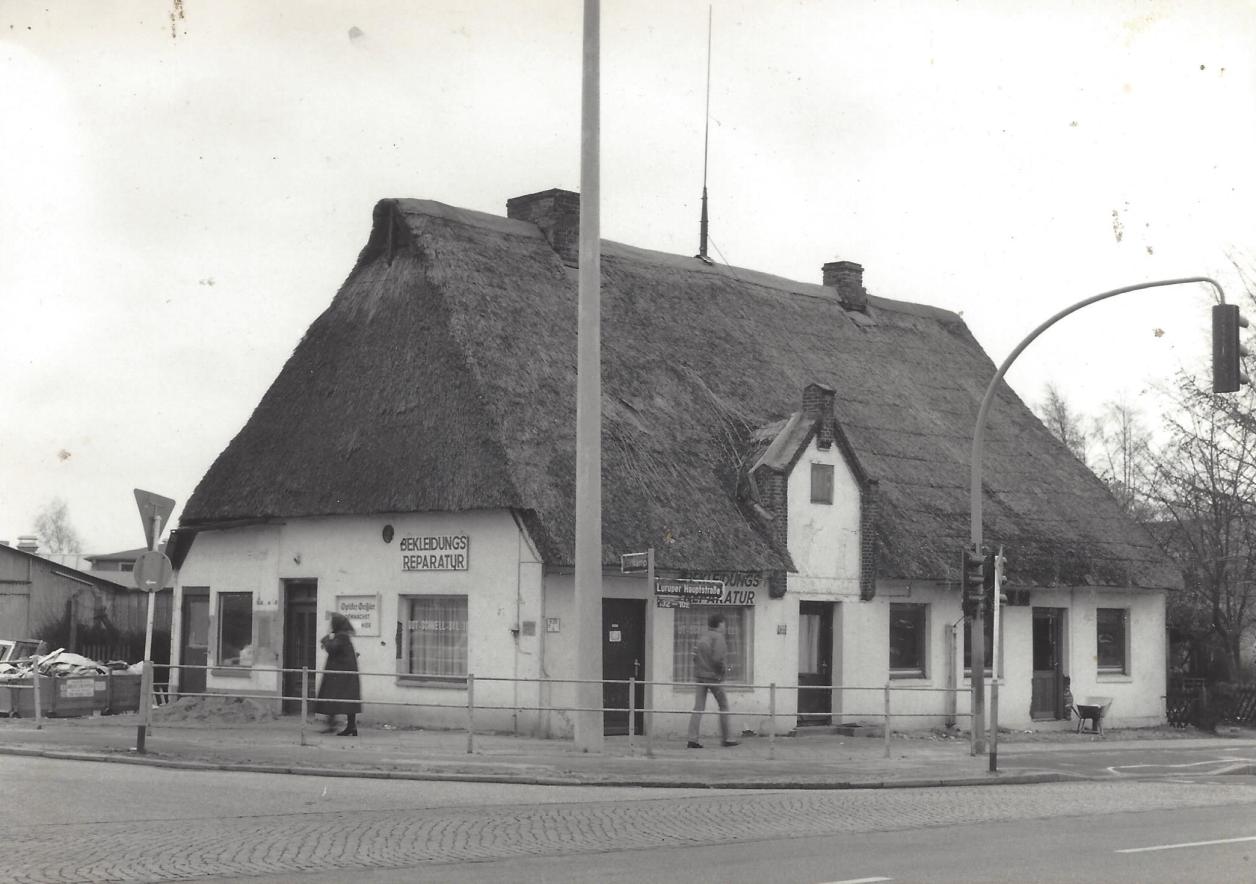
[136,511,160,754]
[573,0,603,752]
[969,277,1223,762]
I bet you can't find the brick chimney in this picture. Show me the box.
[802,382,835,449]
[506,188,580,267]
[822,260,868,313]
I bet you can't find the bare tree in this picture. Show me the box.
[1148,372,1256,681]
[33,497,84,555]
[1091,398,1158,522]
[1036,382,1089,465]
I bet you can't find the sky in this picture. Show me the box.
[2,0,1255,557]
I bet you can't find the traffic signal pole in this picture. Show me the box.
[969,277,1223,763]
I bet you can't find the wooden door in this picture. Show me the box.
[797,601,833,725]
[602,598,646,736]
[282,580,318,713]
[179,588,209,697]
[1031,608,1064,719]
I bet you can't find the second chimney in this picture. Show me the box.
[506,189,580,267]
[822,260,868,313]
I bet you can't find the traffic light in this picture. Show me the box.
[963,545,986,599]
[1212,303,1250,393]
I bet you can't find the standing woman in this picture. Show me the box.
[315,613,361,736]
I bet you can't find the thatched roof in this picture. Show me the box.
[180,196,1179,589]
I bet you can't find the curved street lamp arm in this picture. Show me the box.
[969,276,1225,550]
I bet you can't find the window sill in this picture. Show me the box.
[211,667,252,678]
[1096,672,1131,682]
[889,671,928,681]
[396,676,468,690]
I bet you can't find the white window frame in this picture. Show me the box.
[889,602,928,679]
[672,606,753,686]
[215,591,253,670]
[400,594,469,686]
[1096,607,1129,675]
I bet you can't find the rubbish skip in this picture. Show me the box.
[0,647,143,718]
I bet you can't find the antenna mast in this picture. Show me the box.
[697,6,713,263]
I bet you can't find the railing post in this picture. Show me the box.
[883,682,891,759]
[628,676,636,755]
[466,673,476,755]
[769,683,776,760]
[645,678,655,758]
[300,667,309,746]
[32,673,42,729]
[989,679,999,773]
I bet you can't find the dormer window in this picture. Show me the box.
[810,463,834,504]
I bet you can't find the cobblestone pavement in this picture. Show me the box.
[4,774,1255,883]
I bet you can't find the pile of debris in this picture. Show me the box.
[0,648,129,681]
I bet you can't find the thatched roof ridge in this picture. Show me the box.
[181,197,1179,590]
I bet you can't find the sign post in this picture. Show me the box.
[132,489,175,754]
[622,548,655,751]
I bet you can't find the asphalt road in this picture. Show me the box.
[4,755,1255,883]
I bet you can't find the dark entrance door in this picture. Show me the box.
[797,601,834,726]
[179,588,209,698]
[282,580,318,714]
[1031,607,1065,719]
[602,598,646,736]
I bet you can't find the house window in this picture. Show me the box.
[963,613,996,677]
[1096,608,1128,674]
[673,606,752,685]
[403,595,468,682]
[889,603,927,677]
[119,561,134,572]
[216,592,253,667]
[810,463,834,504]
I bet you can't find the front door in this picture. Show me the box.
[282,580,318,714]
[1031,607,1065,719]
[797,601,833,726]
[179,588,209,698]
[602,598,646,736]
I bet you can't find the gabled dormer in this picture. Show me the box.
[742,383,880,600]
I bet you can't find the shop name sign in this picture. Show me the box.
[335,595,380,637]
[400,535,469,571]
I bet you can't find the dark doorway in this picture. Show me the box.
[797,601,834,726]
[602,598,646,736]
[179,587,209,698]
[282,580,318,714]
[1031,607,1065,719]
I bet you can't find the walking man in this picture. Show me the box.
[687,612,739,748]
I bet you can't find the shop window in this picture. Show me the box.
[403,595,468,683]
[889,603,927,678]
[216,592,253,667]
[672,606,752,685]
[810,463,834,504]
[963,613,996,677]
[1096,608,1128,674]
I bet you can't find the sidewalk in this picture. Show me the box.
[7,711,1249,789]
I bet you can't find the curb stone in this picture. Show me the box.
[0,744,1072,790]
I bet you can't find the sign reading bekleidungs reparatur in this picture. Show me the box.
[400,535,470,571]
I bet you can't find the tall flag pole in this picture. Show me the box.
[574,0,604,752]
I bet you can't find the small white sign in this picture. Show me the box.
[61,679,103,698]
[335,594,381,637]
[545,618,561,633]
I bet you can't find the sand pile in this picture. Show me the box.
[152,695,278,723]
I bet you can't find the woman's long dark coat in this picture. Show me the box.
[315,631,361,715]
